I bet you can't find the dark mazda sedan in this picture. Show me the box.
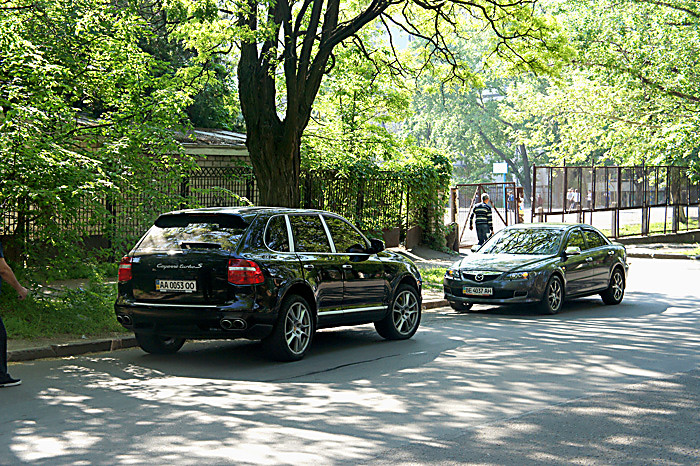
[444,223,628,314]
[115,207,422,360]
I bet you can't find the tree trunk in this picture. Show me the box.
[669,166,688,228]
[246,123,302,207]
[518,144,532,207]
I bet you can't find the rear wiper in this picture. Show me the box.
[180,241,222,249]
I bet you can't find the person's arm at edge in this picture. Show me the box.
[0,258,28,300]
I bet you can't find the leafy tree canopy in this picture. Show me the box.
[0,0,206,255]
[164,0,569,206]
[504,0,700,174]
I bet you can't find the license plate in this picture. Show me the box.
[156,279,197,293]
[463,286,493,296]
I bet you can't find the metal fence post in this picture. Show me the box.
[450,187,457,224]
[562,160,568,222]
[180,175,190,209]
[642,162,649,235]
[531,165,537,223]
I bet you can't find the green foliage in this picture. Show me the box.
[0,261,121,339]
[300,33,452,246]
[0,0,207,265]
[419,267,447,290]
[502,0,700,175]
[302,29,413,167]
[304,143,452,247]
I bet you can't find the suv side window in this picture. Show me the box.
[323,215,368,253]
[566,228,586,250]
[289,215,332,253]
[583,229,607,249]
[265,215,290,252]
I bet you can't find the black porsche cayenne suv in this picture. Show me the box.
[115,207,423,361]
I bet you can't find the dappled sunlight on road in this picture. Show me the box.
[3,279,700,463]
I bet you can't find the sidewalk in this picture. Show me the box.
[389,245,465,269]
[623,243,700,260]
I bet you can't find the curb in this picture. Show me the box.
[8,336,138,363]
[423,299,448,310]
[9,302,452,363]
[627,252,699,260]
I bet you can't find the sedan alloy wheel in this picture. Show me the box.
[540,275,564,314]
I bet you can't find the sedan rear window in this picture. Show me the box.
[480,228,564,255]
[138,222,247,251]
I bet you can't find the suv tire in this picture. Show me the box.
[375,284,421,340]
[264,294,314,362]
[135,333,186,355]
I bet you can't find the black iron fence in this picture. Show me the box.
[301,171,410,234]
[1,167,413,258]
[532,165,700,237]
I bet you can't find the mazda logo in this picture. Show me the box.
[475,273,484,282]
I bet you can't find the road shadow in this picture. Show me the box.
[2,290,700,463]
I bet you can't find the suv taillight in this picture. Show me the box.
[228,258,264,285]
[118,256,132,282]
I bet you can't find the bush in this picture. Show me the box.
[0,261,122,340]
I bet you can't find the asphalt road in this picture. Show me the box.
[1,258,699,465]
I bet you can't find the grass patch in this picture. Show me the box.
[1,261,124,340]
[421,267,447,290]
[601,218,700,238]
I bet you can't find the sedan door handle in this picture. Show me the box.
[585,257,593,262]
[607,251,615,255]
[303,264,315,269]
[342,264,353,269]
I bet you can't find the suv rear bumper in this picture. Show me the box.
[114,301,275,340]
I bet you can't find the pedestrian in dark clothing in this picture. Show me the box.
[469,193,493,245]
[0,240,28,388]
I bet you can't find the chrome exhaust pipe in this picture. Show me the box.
[121,315,132,326]
[231,319,247,330]
[220,318,247,330]
[220,318,234,330]
[116,315,124,324]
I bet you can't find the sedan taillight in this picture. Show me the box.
[228,258,264,285]
[118,256,132,282]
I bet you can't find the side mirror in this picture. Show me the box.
[471,244,481,253]
[369,238,385,254]
[564,246,581,256]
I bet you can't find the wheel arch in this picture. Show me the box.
[609,263,626,283]
[397,273,420,292]
[548,269,566,298]
[278,281,318,323]
[391,273,421,304]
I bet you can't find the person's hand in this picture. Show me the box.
[469,225,473,230]
[17,286,28,300]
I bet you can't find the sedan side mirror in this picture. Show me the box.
[471,244,481,253]
[564,246,581,256]
[369,238,385,254]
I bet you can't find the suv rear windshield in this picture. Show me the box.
[139,215,248,251]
